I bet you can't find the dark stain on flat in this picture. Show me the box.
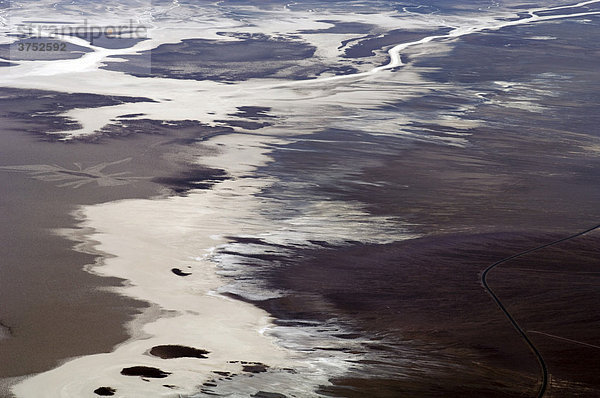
[171,268,192,277]
[0,87,154,141]
[120,366,171,378]
[299,20,374,35]
[93,387,116,396]
[241,362,269,373]
[215,119,273,130]
[252,391,288,398]
[152,167,228,194]
[116,113,146,119]
[150,345,210,359]
[228,106,277,120]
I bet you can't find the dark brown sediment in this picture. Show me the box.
[251,127,600,396]
[244,19,600,394]
[252,231,600,397]
[249,135,600,395]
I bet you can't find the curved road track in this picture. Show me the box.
[480,224,600,398]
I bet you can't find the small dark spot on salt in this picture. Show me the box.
[171,268,192,276]
[121,366,171,378]
[94,387,116,396]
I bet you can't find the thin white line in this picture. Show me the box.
[529,331,600,350]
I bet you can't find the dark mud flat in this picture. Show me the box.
[0,88,231,387]
[101,34,321,81]
[216,106,278,130]
[0,87,154,139]
[299,20,375,35]
[243,17,600,396]
[251,116,600,394]
[414,20,600,84]
[252,134,600,395]
[253,231,600,397]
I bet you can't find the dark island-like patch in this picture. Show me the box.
[149,345,209,359]
[252,391,288,398]
[299,20,374,35]
[115,113,146,119]
[93,387,116,396]
[228,106,277,120]
[0,87,154,140]
[215,119,273,131]
[152,167,228,194]
[241,362,269,373]
[171,268,192,277]
[120,366,171,378]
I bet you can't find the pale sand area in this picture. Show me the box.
[12,134,354,397]
[11,135,286,397]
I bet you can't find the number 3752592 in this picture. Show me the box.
[17,42,67,51]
